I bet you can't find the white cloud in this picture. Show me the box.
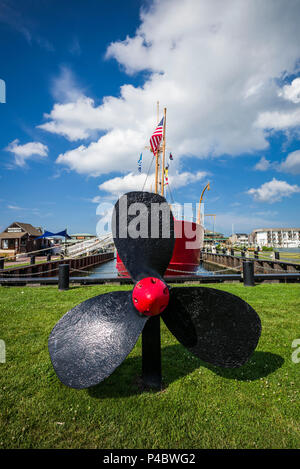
[91,196,101,204]
[39,97,102,141]
[7,204,23,210]
[278,77,300,103]
[36,0,300,177]
[255,109,300,130]
[254,150,300,174]
[254,156,271,171]
[99,172,151,195]
[5,139,48,167]
[56,129,146,175]
[247,178,300,203]
[50,66,83,103]
[279,149,300,174]
[6,204,51,218]
[170,170,207,188]
[98,170,207,195]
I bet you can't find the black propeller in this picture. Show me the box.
[48,291,147,389]
[48,191,261,389]
[112,191,175,282]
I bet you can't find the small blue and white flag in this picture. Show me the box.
[138,153,142,173]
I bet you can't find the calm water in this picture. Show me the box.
[79,250,300,278]
[276,248,300,253]
[84,259,231,278]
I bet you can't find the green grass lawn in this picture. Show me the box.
[233,251,300,263]
[4,257,61,269]
[0,283,299,449]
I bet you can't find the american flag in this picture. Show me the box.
[150,117,164,154]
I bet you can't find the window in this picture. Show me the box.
[2,239,8,249]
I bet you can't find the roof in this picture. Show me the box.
[15,222,42,236]
[205,230,224,235]
[70,233,96,237]
[0,232,26,239]
[0,222,42,238]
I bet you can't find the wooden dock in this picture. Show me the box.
[0,252,114,278]
[202,251,300,274]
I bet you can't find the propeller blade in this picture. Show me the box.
[161,287,261,368]
[48,291,148,389]
[112,191,175,282]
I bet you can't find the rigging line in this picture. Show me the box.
[142,153,155,191]
[167,177,175,204]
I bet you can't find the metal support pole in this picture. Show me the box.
[230,248,234,256]
[30,255,35,265]
[47,253,51,262]
[58,264,69,291]
[0,258,4,270]
[243,260,255,287]
[275,251,280,260]
[142,315,162,389]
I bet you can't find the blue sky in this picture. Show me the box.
[1,0,300,236]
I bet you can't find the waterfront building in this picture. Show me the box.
[228,233,249,246]
[69,233,96,242]
[249,228,300,248]
[204,230,228,246]
[0,222,49,256]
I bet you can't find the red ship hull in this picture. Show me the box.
[116,219,203,277]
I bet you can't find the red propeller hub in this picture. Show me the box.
[132,277,170,316]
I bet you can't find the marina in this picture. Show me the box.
[1,0,300,452]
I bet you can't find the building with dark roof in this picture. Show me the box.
[204,229,228,245]
[0,222,49,255]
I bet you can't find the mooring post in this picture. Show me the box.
[30,255,35,265]
[243,260,255,287]
[142,315,162,389]
[58,264,69,291]
[0,257,4,270]
[47,253,51,262]
[275,251,280,260]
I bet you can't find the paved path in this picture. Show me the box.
[5,256,61,267]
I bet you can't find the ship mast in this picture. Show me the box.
[161,107,167,196]
[153,102,167,195]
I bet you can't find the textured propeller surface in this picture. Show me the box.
[161,287,261,368]
[48,291,148,389]
[113,191,175,281]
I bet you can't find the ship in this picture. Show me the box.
[116,105,207,277]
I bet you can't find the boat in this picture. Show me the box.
[116,105,206,277]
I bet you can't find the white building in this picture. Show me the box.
[249,228,300,248]
[228,233,249,246]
